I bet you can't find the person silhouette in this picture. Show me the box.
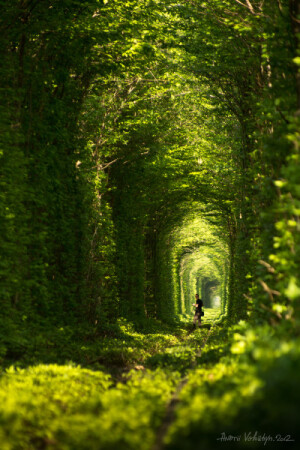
[192,294,203,328]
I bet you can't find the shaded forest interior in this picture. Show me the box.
[1,1,300,449]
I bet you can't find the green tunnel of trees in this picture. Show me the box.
[1,0,300,351]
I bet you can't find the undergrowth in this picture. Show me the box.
[164,321,300,449]
[0,315,209,449]
[1,311,299,449]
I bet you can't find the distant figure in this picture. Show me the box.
[192,294,203,328]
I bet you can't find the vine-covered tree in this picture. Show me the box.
[0,0,299,348]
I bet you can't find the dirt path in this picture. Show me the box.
[152,323,215,450]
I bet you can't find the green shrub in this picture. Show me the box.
[0,364,180,450]
[164,323,300,449]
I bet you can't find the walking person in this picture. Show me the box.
[192,294,203,329]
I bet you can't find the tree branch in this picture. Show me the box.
[232,0,255,14]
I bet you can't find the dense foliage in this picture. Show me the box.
[1,0,300,448]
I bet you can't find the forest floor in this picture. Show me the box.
[0,309,299,449]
